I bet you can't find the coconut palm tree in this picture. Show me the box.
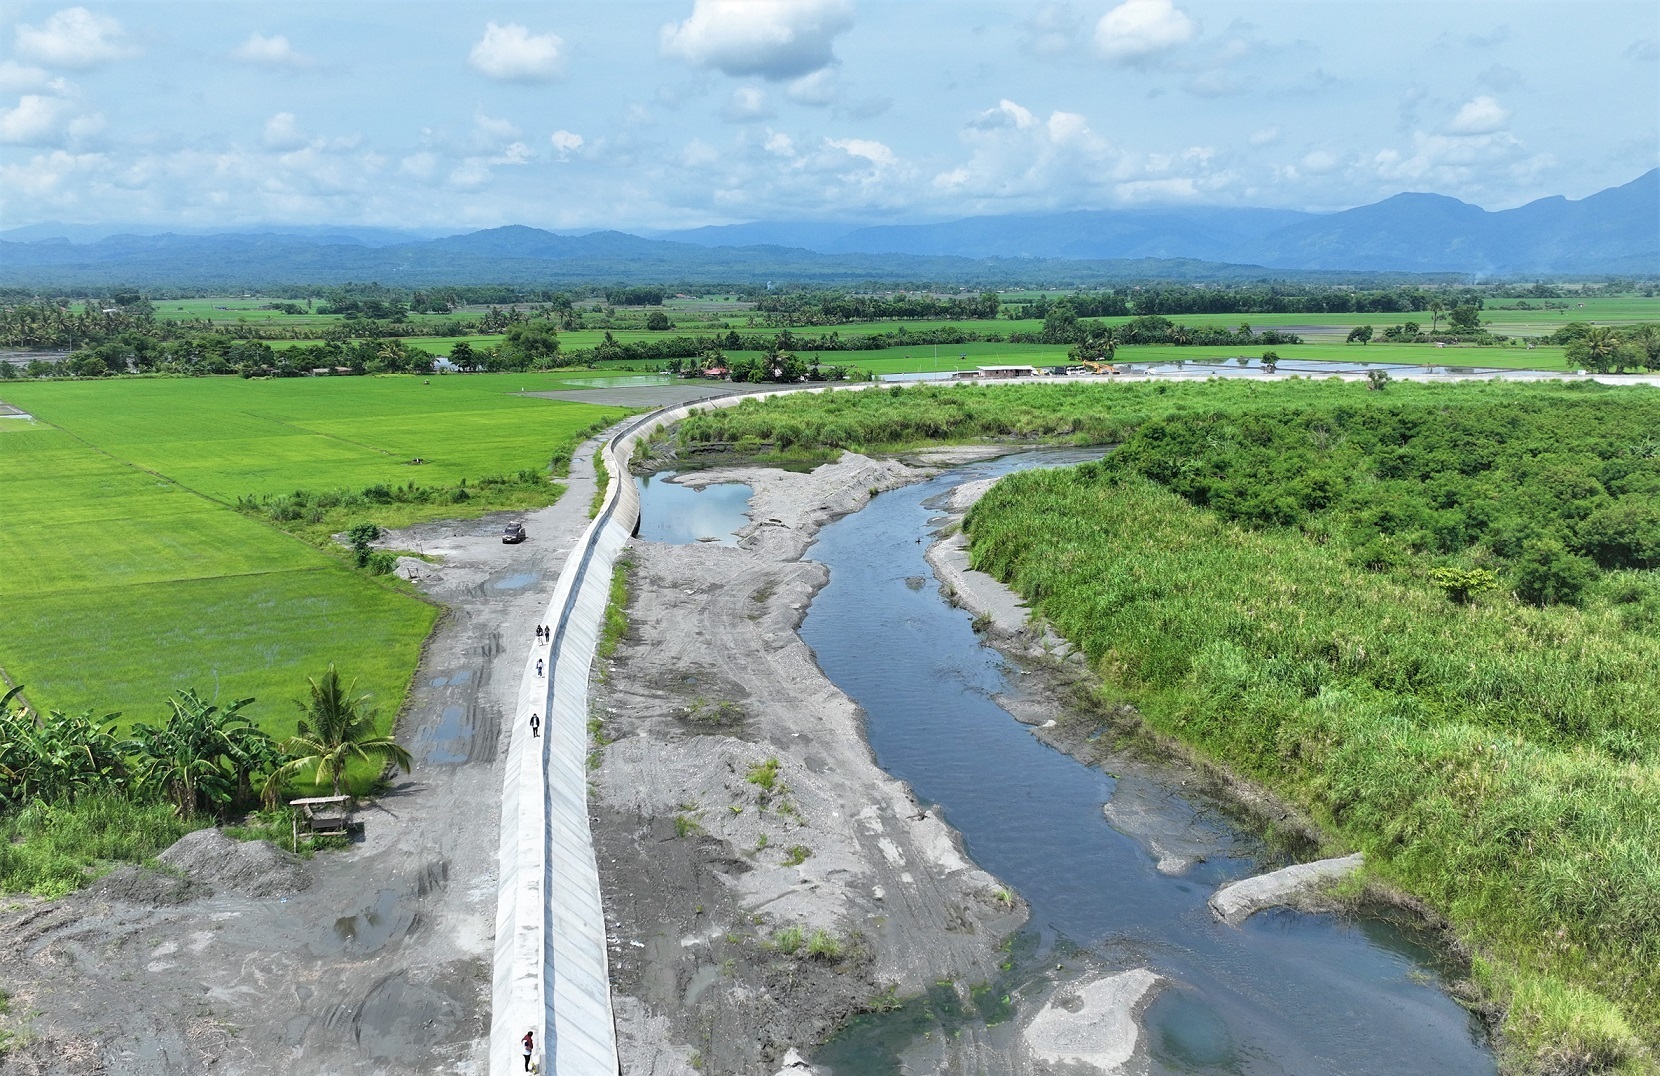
[265,665,412,800]
[1569,326,1626,373]
[1427,298,1446,334]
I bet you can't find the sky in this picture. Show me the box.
[1,0,1656,233]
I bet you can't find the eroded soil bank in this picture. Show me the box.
[591,454,1026,1076]
[0,440,612,1076]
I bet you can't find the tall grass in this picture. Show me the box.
[965,469,1660,1065]
[0,796,201,897]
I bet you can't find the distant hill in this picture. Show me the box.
[1234,171,1658,273]
[1,171,1649,288]
[0,227,1443,290]
[660,170,1659,275]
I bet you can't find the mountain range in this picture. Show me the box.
[2,170,1652,289]
[658,170,1658,274]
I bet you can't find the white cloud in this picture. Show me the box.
[494,142,533,165]
[1116,177,1201,202]
[448,159,493,190]
[1094,0,1196,63]
[764,130,795,156]
[468,22,566,82]
[724,87,774,122]
[0,60,69,93]
[785,67,839,106]
[66,112,104,140]
[1300,149,1340,174]
[231,33,312,67]
[1374,129,1546,191]
[972,99,1038,131]
[399,152,437,179]
[1447,95,1511,136]
[661,0,854,80]
[825,136,896,167]
[1047,111,1090,144]
[1625,39,1658,63]
[0,95,70,144]
[262,112,308,151]
[682,138,721,167]
[1249,126,1280,146]
[474,112,520,142]
[550,130,584,160]
[15,7,136,70]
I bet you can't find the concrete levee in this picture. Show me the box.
[490,394,791,1076]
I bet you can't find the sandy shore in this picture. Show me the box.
[0,439,614,1076]
[590,454,1028,1076]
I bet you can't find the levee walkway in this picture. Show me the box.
[490,391,803,1076]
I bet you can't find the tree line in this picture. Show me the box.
[752,290,1001,325]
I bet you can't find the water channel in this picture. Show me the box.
[637,453,1496,1075]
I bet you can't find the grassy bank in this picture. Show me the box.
[966,471,1659,1068]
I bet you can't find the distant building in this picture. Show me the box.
[974,365,1038,379]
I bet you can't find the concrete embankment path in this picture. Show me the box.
[493,387,821,1076]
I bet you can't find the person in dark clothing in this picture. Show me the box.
[522,1030,535,1071]
[529,712,540,737]
[536,625,544,642]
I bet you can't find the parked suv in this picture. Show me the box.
[502,520,527,544]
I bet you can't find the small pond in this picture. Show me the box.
[633,471,753,547]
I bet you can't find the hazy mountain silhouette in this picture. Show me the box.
[2,171,1651,287]
[660,170,1658,274]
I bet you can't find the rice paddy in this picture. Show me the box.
[0,375,626,734]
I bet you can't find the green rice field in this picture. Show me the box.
[0,375,626,736]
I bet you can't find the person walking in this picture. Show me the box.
[536,658,544,678]
[536,625,544,643]
[529,712,540,737]
[521,1029,535,1072]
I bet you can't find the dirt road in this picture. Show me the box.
[590,454,1028,1076]
[0,439,612,1076]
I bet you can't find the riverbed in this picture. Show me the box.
[628,449,1496,1075]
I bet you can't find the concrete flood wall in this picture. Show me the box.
[491,394,792,1076]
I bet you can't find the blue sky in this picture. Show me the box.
[1,0,1656,232]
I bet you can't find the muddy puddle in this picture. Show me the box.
[634,470,753,546]
[792,449,1494,1075]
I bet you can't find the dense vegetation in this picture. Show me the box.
[690,379,1660,1069]
[1100,392,1660,605]
[0,672,408,895]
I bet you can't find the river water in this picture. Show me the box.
[637,453,1496,1075]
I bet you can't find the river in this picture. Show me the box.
[638,452,1495,1075]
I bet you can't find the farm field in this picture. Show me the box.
[0,376,626,736]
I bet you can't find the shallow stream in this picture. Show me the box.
[639,451,1496,1075]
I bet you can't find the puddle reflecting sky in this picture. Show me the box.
[634,471,753,547]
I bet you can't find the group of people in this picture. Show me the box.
[534,624,551,678]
